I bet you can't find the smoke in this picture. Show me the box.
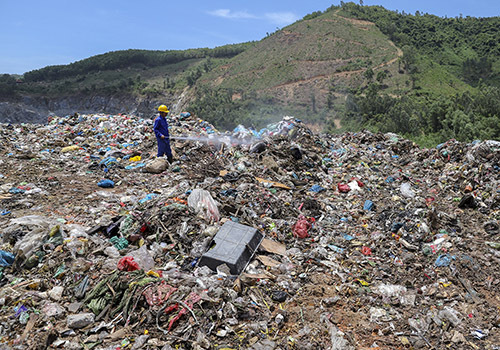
[170,134,255,147]
[169,116,295,147]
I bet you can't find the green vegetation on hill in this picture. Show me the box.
[23,44,252,82]
[331,2,500,146]
[2,43,253,97]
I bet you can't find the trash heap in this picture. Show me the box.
[0,112,499,350]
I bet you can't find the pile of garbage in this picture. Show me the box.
[0,111,499,349]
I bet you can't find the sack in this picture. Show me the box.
[143,158,169,174]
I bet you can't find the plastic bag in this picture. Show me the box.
[97,179,115,188]
[249,142,267,153]
[309,184,325,193]
[10,215,53,227]
[337,183,350,193]
[400,182,415,198]
[0,250,15,266]
[143,157,169,174]
[14,229,46,260]
[347,180,362,191]
[435,254,452,267]
[187,189,220,222]
[293,216,314,239]
[130,245,155,271]
[349,177,364,187]
[117,256,140,271]
[363,200,374,211]
[139,193,158,204]
[438,306,462,327]
[361,246,372,256]
[373,283,407,297]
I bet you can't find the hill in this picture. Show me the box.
[1,2,499,146]
[189,6,408,129]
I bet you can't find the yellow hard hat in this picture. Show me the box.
[158,105,169,113]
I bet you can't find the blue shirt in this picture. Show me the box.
[153,115,170,139]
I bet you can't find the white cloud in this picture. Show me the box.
[264,12,300,25]
[208,9,299,25]
[208,9,257,20]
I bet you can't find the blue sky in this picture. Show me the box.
[1,0,497,74]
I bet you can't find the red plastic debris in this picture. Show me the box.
[361,246,372,256]
[143,281,177,306]
[166,292,202,331]
[164,303,179,315]
[117,256,140,271]
[425,197,435,205]
[338,183,351,193]
[293,215,313,238]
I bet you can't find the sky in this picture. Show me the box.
[1,0,498,75]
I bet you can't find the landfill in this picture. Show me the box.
[0,111,499,349]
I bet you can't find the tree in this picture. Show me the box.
[0,74,17,96]
[376,70,387,84]
[327,91,335,109]
[364,68,374,82]
[311,93,317,113]
[401,45,417,72]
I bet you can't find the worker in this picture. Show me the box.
[153,105,173,163]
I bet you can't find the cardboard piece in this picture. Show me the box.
[257,255,281,267]
[259,238,286,256]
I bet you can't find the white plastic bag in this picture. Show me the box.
[130,245,155,271]
[400,182,415,198]
[187,189,220,222]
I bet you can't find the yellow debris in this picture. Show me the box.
[61,145,80,153]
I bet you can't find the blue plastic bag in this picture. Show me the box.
[0,251,15,267]
[363,200,374,211]
[98,179,115,188]
[139,193,158,204]
[435,254,454,267]
[309,184,326,193]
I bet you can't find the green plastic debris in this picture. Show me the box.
[485,241,500,249]
[54,264,66,278]
[162,203,187,211]
[119,215,134,236]
[110,236,129,250]
[19,311,30,324]
[88,297,109,315]
[422,246,433,256]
